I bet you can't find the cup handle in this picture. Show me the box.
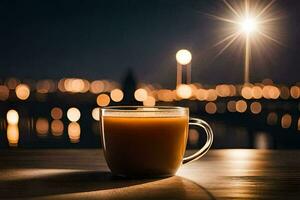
[183,118,214,164]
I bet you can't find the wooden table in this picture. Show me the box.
[0,149,299,200]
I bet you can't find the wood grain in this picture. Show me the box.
[0,149,299,200]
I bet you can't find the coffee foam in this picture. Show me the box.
[102,108,187,118]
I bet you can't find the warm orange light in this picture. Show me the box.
[267,112,278,125]
[250,102,262,114]
[36,80,55,93]
[51,107,63,120]
[134,88,148,102]
[205,102,217,114]
[36,118,49,136]
[143,96,156,107]
[280,86,290,99]
[227,100,236,112]
[51,120,64,136]
[97,94,110,107]
[252,86,263,99]
[92,107,100,121]
[298,118,300,131]
[15,84,30,100]
[281,114,292,129]
[68,122,81,143]
[0,85,9,101]
[6,109,19,125]
[188,129,199,145]
[67,107,81,122]
[90,80,104,94]
[236,100,247,113]
[216,84,231,97]
[176,84,192,99]
[241,86,252,99]
[110,89,124,102]
[6,78,19,90]
[290,86,300,99]
[7,124,19,147]
[206,89,218,101]
[196,89,208,101]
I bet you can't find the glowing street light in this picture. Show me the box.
[176,49,192,86]
[210,0,281,84]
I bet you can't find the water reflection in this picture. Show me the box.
[68,122,81,143]
[7,124,19,147]
[51,120,64,137]
[36,118,49,136]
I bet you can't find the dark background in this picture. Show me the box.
[0,0,299,86]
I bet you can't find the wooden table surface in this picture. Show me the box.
[0,149,299,200]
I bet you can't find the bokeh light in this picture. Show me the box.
[92,107,100,121]
[110,89,124,102]
[7,124,19,147]
[250,102,262,114]
[6,110,19,125]
[36,118,49,136]
[267,112,278,126]
[51,120,64,136]
[280,86,290,99]
[97,94,110,107]
[90,80,105,94]
[176,84,192,99]
[281,114,292,129]
[15,84,30,100]
[68,122,81,143]
[134,88,148,102]
[290,86,300,99]
[236,100,247,113]
[67,107,81,122]
[241,86,252,99]
[227,100,236,112]
[205,102,217,114]
[51,107,63,120]
[6,78,20,90]
[252,86,263,99]
[143,96,156,107]
[0,85,9,101]
[176,49,192,65]
[188,129,199,146]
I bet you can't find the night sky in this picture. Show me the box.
[0,0,299,87]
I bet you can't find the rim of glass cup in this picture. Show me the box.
[101,106,188,113]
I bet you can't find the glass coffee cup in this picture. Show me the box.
[100,106,213,177]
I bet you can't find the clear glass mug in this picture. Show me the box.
[100,106,213,177]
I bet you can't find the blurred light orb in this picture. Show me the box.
[51,120,64,136]
[250,102,262,114]
[252,86,263,99]
[6,78,19,90]
[51,107,63,120]
[196,89,208,101]
[176,49,192,65]
[97,94,110,107]
[205,102,217,114]
[7,124,19,147]
[280,86,290,99]
[227,100,236,112]
[206,89,218,101]
[15,84,30,100]
[134,88,148,102]
[67,107,81,122]
[143,96,156,107]
[110,89,124,102]
[267,112,278,126]
[6,109,19,125]
[92,107,100,121]
[241,86,252,99]
[281,114,292,129]
[236,100,247,113]
[90,80,104,94]
[188,129,199,145]
[290,86,300,99]
[68,122,81,143]
[176,84,192,99]
[36,118,49,136]
[0,85,9,101]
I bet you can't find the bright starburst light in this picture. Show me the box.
[208,0,281,83]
